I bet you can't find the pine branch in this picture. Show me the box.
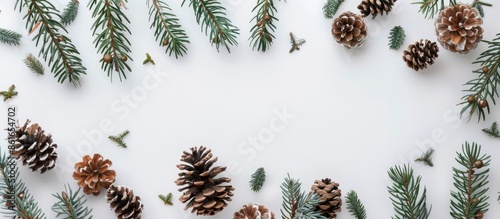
[471,0,492,17]
[415,148,435,167]
[61,0,79,26]
[24,53,45,75]
[289,32,305,53]
[280,173,326,219]
[158,192,173,205]
[323,0,344,19]
[147,0,189,58]
[143,53,155,65]
[482,122,500,138]
[249,0,283,52]
[388,164,431,219]
[108,130,129,148]
[51,184,93,219]
[0,85,18,102]
[182,0,239,52]
[249,167,266,192]
[388,25,405,50]
[0,28,22,45]
[459,33,500,122]
[89,0,133,81]
[412,0,456,19]
[15,0,86,86]
[450,142,490,219]
[346,190,367,219]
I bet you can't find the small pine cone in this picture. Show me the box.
[402,39,439,71]
[73,154,116,196]
[311,178,342,219]
[233,203,275,219]
[8,119,58,174]
[435,4,483,54]
[332,11,367,49]
[106,185,144,219]
[175,146,234,216]
[358,0,397,18]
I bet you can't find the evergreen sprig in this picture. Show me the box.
[280,173,326,219]
[249,0,282,52]
[412,0,456,19]
[459,33,500,122]
[61,0,80,26]
[388,25,405,50]
[415,148,435,167]
[323,0,344,19]
[388,164,431,219]
[15,0,86,86]
[450,142,490,219]
[147,0,189,58]
[471,0,492,17]
[346,190,367,219]
[0,28,22,45]
[158,193,173,205]
[108,130,129,148]
[0,85,18,102]
[182,0,239,52]
[24,53,45,75]
[52,184,93,219]
[482,122,500,138]
[89,0,132,81]
[249,167,266,192]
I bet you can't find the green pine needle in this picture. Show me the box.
[450,142,490,219]
[249,0,282,52]
[280,173,327,219]
[23,53,45,75]
[108,130,130,148]
[415,148,435,167]
[0,85,18,102]
[388,25,405,50]
[472,0,492,17]
[51,184,93,219]
[323,0,344,19]
[345,190,367,219]
[143,53,155,65]
[158,193,173,205]
[0,28,22,46]
[412,0,457,19]
[61,0,80,26]
[249,167,266,192]
[482,122,500,138]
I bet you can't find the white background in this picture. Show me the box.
[1,0,500,218]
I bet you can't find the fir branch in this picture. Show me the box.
[0,85,18,102]
[249,167,266,192]
[0,28,22,45]
[323,0,344,19]
[387,164,431,219]
[459,33,500,122]
[89,0,133,81]
[450,142,490,219]
[289,32,305,53]
[346,190,367,219]
[412,0,456,19]
[482,122,500,138]
[108,130,129,148]
[147,0,189,58]
[388,25,405,50]
[61,0,79,26]
[143,53,155,65]
[158,193,173,205]
[15,0,86,86]
[182,0,239,52]
[471,0,492,17]
[249,0,282,52]
[415,148,435,167]
[51,184,93,219]
[280,173,326,219]
[23,53,45,75]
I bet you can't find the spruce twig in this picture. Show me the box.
[0,85,18,102]
[415,148,435,167]
[482,122,500,138]
[158,193,173,205]
[346,190,367,219]
[289,32,305,53]
[323,0,344,19]
[412,0,457,19]
[61,0,80,26]
[249,0,283,52]
[471,0,492,17]
[388,25,405,50]
[280,173,326,219]
[51,184,93,219]
[0,28,22,45]
[108,130,129,148]
[23,53,45,75]
[143,53,155,65]
[249,167,266,192]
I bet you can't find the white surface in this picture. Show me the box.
[1,0,500,218]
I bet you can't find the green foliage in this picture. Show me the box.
[415,148,435,167]
[249,167,266,192]
[323,0,344,19]
[280,173,326,219]
[108,130,129,148]
[89,0,132,82]
[143,53,155,65]
[249,0,282,52]
[182,0,239,52]
[471,0,492,17]
[450,142,490,219]
[15,0,86,86]
[61,0,80,26]
[147,0,189,58]
[158,193,173,205]
[388,164,431,219]
[289,32,305,53]
[459,33,500,122]
[24,53,45,75]
[0,85,18,102]
[346,190,367,219]
[412,0,456,19]
[388,25,405,50]
[482,122,500,138]
[52,184,93,219]
[0,28,22,45]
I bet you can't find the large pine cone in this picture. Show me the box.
[73,154,116,196]
[332,11,367,48]
[175,146,234,216]
[311,178,342,219]
[358,0,397,18]
[435,4,483,54]
[234,203,275,219]
[8,119,58,174]
[402,39,439,71]
[106,185,144,219]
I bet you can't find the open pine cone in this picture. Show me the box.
[175,146,234,216]
[435,3,483,54]
[402,39,439,71]
[73,154,116,196]
[106,185,144,219]
[234,203,275,219]
[358,0,397,18]
[8,119,58,174]
[311,178,342,219]
[332,11,367,48]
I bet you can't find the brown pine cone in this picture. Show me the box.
[311,178,342,219]
[107,185,144,219]
[402,39,439,71]
[233,203,275,219]
[435,3,483,54]
[73,154,116,196]
[358,0,397,18]
[332,11,367,48]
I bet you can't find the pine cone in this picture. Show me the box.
[175,146,234,216]
[402,39,439,71]
[435,4,483,54]
[358,0,397,18]
[234,203,275,219]
[73,154,116,196]
[311,178,342,219]
[332,11,367,48]
[8,119,58,174]
[106,185,144,219]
